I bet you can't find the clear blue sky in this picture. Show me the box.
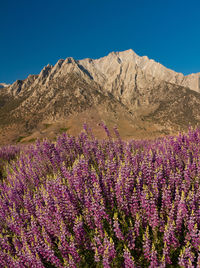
[1,0,200,84]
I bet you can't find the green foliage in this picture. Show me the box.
[27,138,37,143]
[78,248,96,267]
[16,136,25,143]
[43,123,52,129]
[59,127,70,134]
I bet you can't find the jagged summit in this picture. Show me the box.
[5,49,200,96]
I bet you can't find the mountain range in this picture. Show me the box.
[1,49,200,144]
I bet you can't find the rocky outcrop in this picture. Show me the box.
[0,83,10,88]
[8,75,38,96]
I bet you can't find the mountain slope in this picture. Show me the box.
[1,49,200,144]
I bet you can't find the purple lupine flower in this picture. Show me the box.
[134,212,141,236]
[130,187,139,217]
[197,252,200,267]
[73,215,86,244]
[150,244,159,268]
[178,242,195,268]
[123,246,135,268]
[143,226,151,261]
[161,241,172,265]
[113,212,124,240]
[176,190,188,232]
[92,231,104,262]
[102,235,116,266]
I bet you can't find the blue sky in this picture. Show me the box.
[1,0,200,83]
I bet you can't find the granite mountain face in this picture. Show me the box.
[1,49,200,144]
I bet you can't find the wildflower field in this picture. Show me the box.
[0,125,200,267]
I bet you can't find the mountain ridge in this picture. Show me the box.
[1,49,200,144]
[4,49,200,96]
